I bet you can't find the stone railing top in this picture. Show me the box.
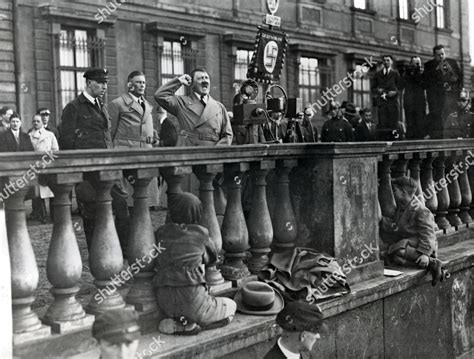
[0,139,472,176]
[0,142,388,176]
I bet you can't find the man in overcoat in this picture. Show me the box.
[59,68,128,252]
[371,55,402,140]
[154,68,233,146]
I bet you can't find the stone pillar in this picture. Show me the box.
[468,154,474,221]
[220,163,250,281]
[271,160,297,251]
[4,177,50,344]
[445,152,463,227]
[160,166,192,196]
[408,155,425,207]
[86,171,126,315]
[0,191,12,358]
[125,169,159,314]
[194,165,225,285]
[457,151,472,225]
[420,155,438,216]
[247,161,274,273]
[296,146,384,284]
[378,156,396,218]
[433,154,452,230]
[44,174,94,333]
[391,155,408,178]
[213,173,227,226]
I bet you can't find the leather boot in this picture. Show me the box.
[427,258,445,286]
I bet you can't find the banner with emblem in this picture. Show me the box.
[247,26,288,84]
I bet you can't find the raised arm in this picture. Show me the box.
[154,74,191,117]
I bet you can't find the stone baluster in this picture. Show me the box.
[467,153,474,220]
[44,174,93,333]
[213,174,227,226]
[391,155,408,178]
[220,163,250,280]
[420,154,438,217]
[194,164,225,285]
[433,153,451,230]
[125,169,159,314]
[408,155,425,207]
[86,171,126,314]
[271,160,297,251]
[160,166,192,196]
[457,151,472,225]
[247,161,275,273]
[445,151,463,227]
[4,177,50,344]
[378,155,396,218]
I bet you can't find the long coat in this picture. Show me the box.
[29,128,59,153]
[0,129,34,152]
[321,117,354,142]
[108,92,154,148]
[59,93,112,150]
[108,92,160,207]
[371,69,402,131]
[154,77,233,146]
[354,121,377,141]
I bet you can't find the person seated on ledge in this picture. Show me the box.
[380,176,449,286]
[153,192,236,335]
[92,308,141,359]
[264,301,328,359]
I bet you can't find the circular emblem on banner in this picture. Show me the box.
[263,40,279,73]
[266,0,279,15]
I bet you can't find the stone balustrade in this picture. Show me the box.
[1,139,473,352]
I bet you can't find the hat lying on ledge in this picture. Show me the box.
[234,281,284,315]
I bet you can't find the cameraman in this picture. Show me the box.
[402,56,427,139]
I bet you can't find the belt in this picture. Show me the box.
[115,135,148,143]
[179,130,219,142]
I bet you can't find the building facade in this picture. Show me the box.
[0,0,471,130]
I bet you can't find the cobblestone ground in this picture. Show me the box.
[27,206,167,311]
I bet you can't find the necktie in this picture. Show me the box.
[95,98,101,111]
[200,95,207,107]
[139,98,146,112]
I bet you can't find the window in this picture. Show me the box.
[399,0,409,20]
[58,28,104,109]
[298,56,334,106]
[354,0,367,10]
[351,64,372,109]
[234,49,254,84]
[435,0,447,28]
[160,40,198,95]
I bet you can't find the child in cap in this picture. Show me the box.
[380,176,449,285]
[153,192,236,335]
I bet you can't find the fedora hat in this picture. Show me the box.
[234,281,284,315]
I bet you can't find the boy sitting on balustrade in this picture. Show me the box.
[153,192,236,335]
[380,176,449,286]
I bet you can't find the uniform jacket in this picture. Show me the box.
[0,129,34,152]
[29,128,59,152]
[154,77,233,146]
[263,342,287,359]
[371,69,402,106]
[321,117,354,142]
[108,92,154,148]
[402,68,426,107]
[153,223,218,287]
[59,93,112,150]
[354,121,377,141]
[443,110,474,139]
[381,200,437,256]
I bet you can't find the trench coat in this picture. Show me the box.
[154,77,233,146]
[108,93,160,206]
